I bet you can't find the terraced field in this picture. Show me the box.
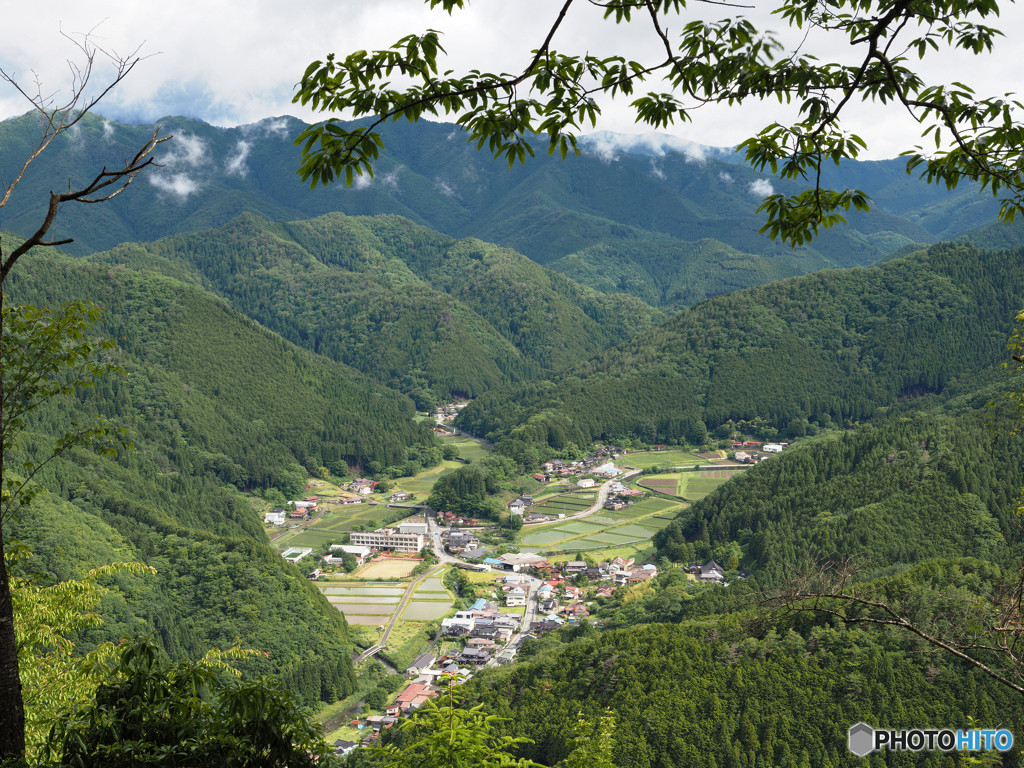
[621,450,703,469]
[530,493,595,516]
[518,497,686,553]
[637,474,685,497]
[682,469,747,500]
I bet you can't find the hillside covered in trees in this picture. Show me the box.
[457,242,1024,463]
[80,212,662,404]
[0,112,1012,313]
[2,242,455,705]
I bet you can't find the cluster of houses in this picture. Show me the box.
[347,479,377,496]
[604,481,645,511]
[529,446,625,484]
[388,491,410,503]
[430,403,462,423]
[440,601,524,664]
[345,652,477,749]
[264,497,322,525]
[687,559,750,584]
[507,495,535,516]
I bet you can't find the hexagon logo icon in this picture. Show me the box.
[848,722,875,757]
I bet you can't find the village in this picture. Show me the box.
[259,402,788,756]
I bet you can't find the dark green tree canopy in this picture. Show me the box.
[294,0,1020,246]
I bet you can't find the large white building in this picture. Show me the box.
[351,527,425,553]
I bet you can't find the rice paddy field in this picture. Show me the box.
[518,497,686,553]
[621,450,703,469]
[681,468,747,500]
[529,493,596,516]
[402,602,453,620]
[635,470,746,501]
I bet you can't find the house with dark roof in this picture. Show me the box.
[458,647,491,664]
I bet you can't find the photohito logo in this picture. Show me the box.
[848,723,1013,756]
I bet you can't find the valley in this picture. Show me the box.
[6,111,1024,767]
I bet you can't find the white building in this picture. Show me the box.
[351,528,425,553]
[593,462,621,477]
[264,511,286,526]
[506,587,527,607]
[281,547,313,564]
[399,522,428,536]
[763,444,784,453]
[329,544,372,566]
[576,478,595,488]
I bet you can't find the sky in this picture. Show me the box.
[2,0,1020,160]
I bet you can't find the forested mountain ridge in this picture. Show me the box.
[460,615,1022,768]
[457,242,1024,460]
[1,242,452,704]
[0,111,1008,313]
[83,211,663,402]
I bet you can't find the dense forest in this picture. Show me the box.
[82,212,662,403]
[458,242,1024,462]
[0,111,1009,310]
[456,595,1023,768]
[1,243,458,704]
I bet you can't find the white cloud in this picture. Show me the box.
[101,118,115,141]
[263,117,290,137]
[159,131,208,168]
[352,172,373,190]
[1,1,1020,160]
[748,179,774,197]
[380,169,400,192]
[649,158,665,180]
[225,139,251,176]
[65,123,85,151]
[719,172,733,184]
[149,172,200,199]
[581,134,619,164]
[435,178,459,198]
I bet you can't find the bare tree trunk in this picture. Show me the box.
[0,545,25,762]
[0,287,24,762]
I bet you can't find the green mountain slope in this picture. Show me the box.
[85,212,663,401]
[457,242,1024,456]
[0,112,1010,313]
[3,244,446,702]
[547,238,801,310]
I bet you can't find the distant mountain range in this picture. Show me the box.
[0,112,1007,310]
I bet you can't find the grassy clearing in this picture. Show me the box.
[281,529,337,548]
[378,621,434,670]
[622,450,702,469]
[313,505,384,531]
[437,435,492,462]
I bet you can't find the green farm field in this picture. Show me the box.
[516,498,686,552]
[437,434,492,462]
[622,450,702,469]
[637,473,685,496]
